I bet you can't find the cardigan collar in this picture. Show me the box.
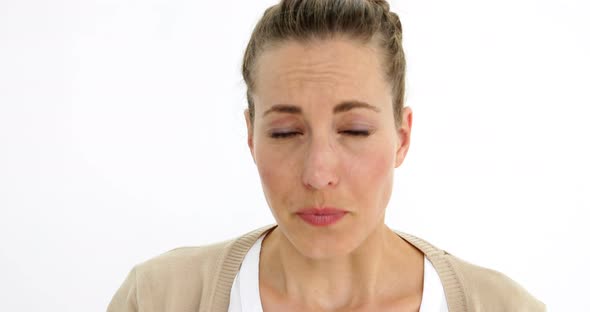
[210,225,467,312]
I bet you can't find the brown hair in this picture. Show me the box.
[242,0,406,128]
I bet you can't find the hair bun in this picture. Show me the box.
[368,0,391,12]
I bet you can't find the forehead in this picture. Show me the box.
[252,37,391,111]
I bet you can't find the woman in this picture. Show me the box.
[108,0,545,311]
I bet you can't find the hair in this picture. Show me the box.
[242,0,406,128]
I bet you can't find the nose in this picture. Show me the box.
[301,135,340,190]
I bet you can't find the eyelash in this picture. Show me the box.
[270,130,371,139]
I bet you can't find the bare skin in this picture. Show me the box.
[259,226,424,311]
[245,37,422,311]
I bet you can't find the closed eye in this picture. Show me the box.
[270,130,371,139]
[340,130,371,137]
[270,131,301,139]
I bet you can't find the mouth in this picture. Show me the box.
[295,207,348,227]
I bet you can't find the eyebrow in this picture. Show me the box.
[262,100,380,117]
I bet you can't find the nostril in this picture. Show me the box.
[302,169,338,190]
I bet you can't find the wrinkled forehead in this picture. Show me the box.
[251,37,392,114]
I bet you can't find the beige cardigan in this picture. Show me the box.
[107,225,545,311]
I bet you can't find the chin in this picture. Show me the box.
[282,223,365,260]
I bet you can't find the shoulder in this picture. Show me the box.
[395,231,545,311]
[107,240,232,311]
[446,254,546,311]
[134,225,274,286]
[139,238,230,273]
[108,225,275,311]
[134,239,231,289]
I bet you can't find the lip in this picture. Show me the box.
[296,207,348,227]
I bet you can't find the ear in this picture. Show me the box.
[244,109,256,164]
[394,107,413,168]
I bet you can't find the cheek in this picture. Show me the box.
[351,143,395,179]
[257,155,278,189]
[255,147,297,201]
[347,143,395,203]
[373,150,395,174]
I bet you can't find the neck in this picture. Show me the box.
[260,224,424,311]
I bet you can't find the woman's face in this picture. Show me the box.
[246,37,412,259]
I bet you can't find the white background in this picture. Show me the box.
[1,0,588,310]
